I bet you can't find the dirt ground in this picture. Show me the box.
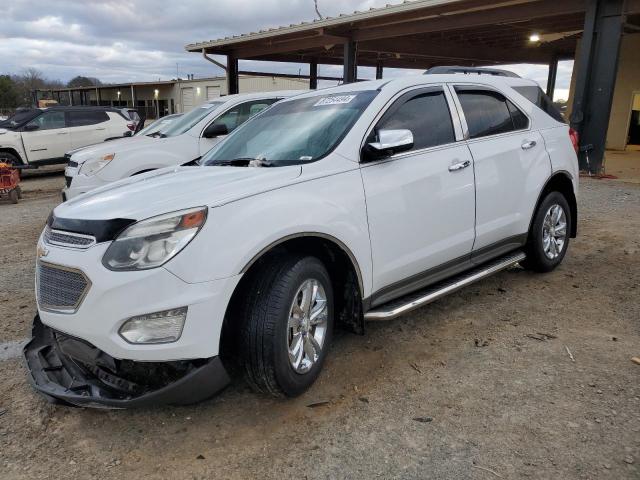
[1,164,639,480]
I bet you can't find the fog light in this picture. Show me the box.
[119,307,187,344]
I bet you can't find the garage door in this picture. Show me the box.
[181,88,194,112]
[206,86,221,101]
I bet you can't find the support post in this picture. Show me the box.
[69,90,73,106]
[546,54,558,100]
[343,40,357,83]
[569,0,625,174]
[310,60,318,90]
[375,62,384,80]
[130,85,135,109]
[227,54,239,95]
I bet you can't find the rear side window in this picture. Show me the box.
[375,89,455,151]
[67,110,109,127]
[455,87,528,139]
[513,85,565,123]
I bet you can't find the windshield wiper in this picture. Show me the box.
[212,158,275,167]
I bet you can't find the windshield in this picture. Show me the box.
[136,114,181,136]
[0,109,40,129]
[161,102,223,137]
[202,91,378,166]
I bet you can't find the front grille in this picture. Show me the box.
[43,226,95,249]
[36,262,90,313]
[65,175,72,188]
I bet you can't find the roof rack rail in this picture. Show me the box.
[424,66,520,78]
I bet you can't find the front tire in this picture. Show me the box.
[240,255,334,397]
[522,191,571,272]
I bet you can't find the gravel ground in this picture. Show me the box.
[1,171,639,480]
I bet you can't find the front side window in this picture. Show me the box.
[26,111,66,131]
[202,91,378,166]
[455,87,529,139]
[372,89,455,151]
[161,101,224,137]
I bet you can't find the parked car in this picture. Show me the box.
[63,113,183,160]
[62,91,300,200]
[25,70,578,408]
[0,106,133,167]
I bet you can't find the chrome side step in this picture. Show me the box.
[364,251,526,321]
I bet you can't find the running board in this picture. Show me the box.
[364,251,526,321]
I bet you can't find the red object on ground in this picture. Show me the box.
[0,162,22,203]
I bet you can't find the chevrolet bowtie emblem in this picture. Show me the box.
[37,245,49,258]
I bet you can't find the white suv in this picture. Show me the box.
[62,91,300,200]
[25,71,578,408]
[0,107,132,167]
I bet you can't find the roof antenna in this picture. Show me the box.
[314,0,324,20]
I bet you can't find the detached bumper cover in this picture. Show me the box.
[24,316,230,409]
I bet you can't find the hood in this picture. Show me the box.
[70,135,160,164]
[54,165,303,221]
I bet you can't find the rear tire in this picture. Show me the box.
[239,254,334,397]
[522,191,571,272]
[9,189,18,204]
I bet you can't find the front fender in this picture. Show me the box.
[164,169,374,298]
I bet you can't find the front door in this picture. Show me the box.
[21,110,71,162]
[360,87,476,306]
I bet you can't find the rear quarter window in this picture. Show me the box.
[513,86,566,123]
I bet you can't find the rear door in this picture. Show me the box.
[21,110,70,162]
[66,110,112,148]
[452,85,550,261]
[360,86,476,305]
[198,98,279,154]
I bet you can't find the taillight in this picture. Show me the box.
[569,128,579,153]
[126,123,135,131]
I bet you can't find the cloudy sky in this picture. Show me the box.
[1,0,573,100]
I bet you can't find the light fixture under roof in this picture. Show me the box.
[529,33,541,43]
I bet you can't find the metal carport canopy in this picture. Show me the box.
[186,0,640,173]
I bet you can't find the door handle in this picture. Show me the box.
[521,140,537,150]
[57,132,69,135]
[95,128,106,131]
[448,160,471,172]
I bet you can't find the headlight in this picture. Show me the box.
[102,207,207,271]
[79,153,115,176]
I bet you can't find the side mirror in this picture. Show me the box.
[363,129,414,161]
[203,123,228,139]
[23,124,40,132]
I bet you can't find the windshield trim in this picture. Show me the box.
[203,90,379,168]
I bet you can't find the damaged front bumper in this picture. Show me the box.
[23,316,230,409]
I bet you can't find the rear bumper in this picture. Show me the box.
[24,316,230,409]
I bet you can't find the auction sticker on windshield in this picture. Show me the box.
[314,95,357,107]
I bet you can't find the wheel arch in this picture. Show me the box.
[0,148,24,165]
[220,233,366,362]
[529,171,577,238]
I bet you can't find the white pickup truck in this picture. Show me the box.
[62,91,300,200]
[25,70,578,408]
[0,107,133,167]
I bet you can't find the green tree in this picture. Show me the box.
[0,75,19,110]
[68,76,102,88]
